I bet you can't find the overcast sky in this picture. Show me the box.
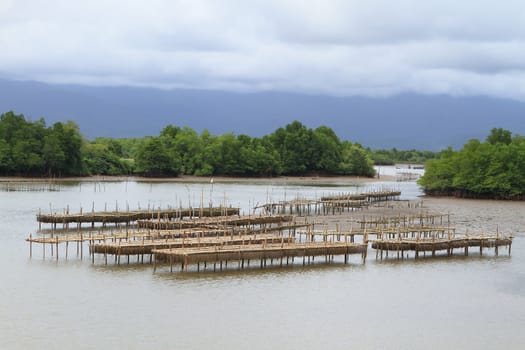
[1,0,525,100]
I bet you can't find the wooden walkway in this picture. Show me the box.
[152,241,368,272]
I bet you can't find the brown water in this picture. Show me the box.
[0,179,524,349]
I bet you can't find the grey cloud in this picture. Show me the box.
[1,0,525,100]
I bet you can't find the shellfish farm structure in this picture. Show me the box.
[26,189,513,272]
[36,205,240,229]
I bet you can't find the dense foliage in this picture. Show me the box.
[83,137,134,175]
[418,128,525,199]
[0,112,376,178]
[132,121,375,177]
[369,148,438,165]
[0,111,83,176]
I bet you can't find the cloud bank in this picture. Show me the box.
[1,0,525,100]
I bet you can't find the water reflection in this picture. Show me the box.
[154,261,365,283]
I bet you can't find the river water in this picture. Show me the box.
[0,175,524,350]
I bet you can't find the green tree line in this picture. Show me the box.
[369,148,439,165]
[0,111,83,176]
[0,111,376,178]
[418,128,525,199]
[132,120,375,177]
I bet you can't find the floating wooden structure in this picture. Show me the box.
[0,181,61,192]
[26,228,231,260]
[90,233,293,256]
[256,199,320,216]
[371,234,512,259]
[395,172,421,182]
[366,190,402,201]
[296,225,455,243]
[90,234,296,265]
[152,241,368,272]
[320,199,369,210]
[321,190,401,202]
[257,198,368,216]
[27,228,230,245]
[320,193,368,201]
[257,190,401,216]
[36,206,240,228]
[137,214,294,230]
[356,213,450,229]
[26,188,516,273]
[26,221,312,260]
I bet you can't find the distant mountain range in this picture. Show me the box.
[1,79,524,150]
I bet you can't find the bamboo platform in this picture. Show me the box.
[137,214,293,230]
[320,194,368,201]
[356,213,450,228]
[256,199,368,216]
[25,228,230,260]
[320,200,369,209]
[152,241,368,272]
[321,190,401,202]
[1,182,62,192]
[371,234,513,259]
[257,190,401,216]
[27,228,231,244]
[296,225,456,243]
[395,172,421,182]
[366,190,402,201]
[36,206,240,227]
[256,199,320,216]
[90,233,293,256]
[25,221,313,260]
[25,186,515,272]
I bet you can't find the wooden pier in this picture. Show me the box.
[152,241,368,272]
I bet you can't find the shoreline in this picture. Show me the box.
[0,174,394,184]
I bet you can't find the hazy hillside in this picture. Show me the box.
[1,79,524,150]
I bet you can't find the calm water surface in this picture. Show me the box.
[0,177,524,349]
